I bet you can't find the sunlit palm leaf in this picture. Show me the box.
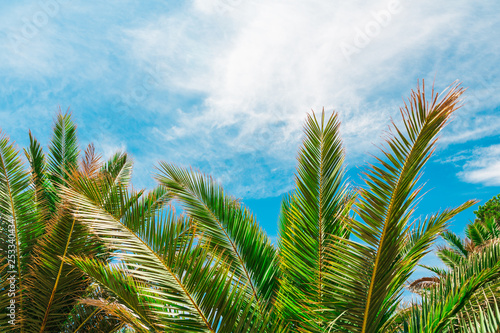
[454,289,500,333]
[24,131,58,216]
[0,131,41,331]
[467,222,488,247]
[80,143,102,179]
[437,247,466,268]
[321,82,472,333]
[47,110,79,186]
[442,231,469,256]
[63,175,263,332]
[156,164,279,311]
[60,284,124,333]
[67,258,163,332]
[400,243,500,333]
[101,151,133,188]
[277,110,353,330]
[24,204,106,332]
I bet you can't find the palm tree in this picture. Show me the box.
[1,81,494,332]
[407,196,500,332]
[59,80,493,332]
[0,112,138,332]
[403,239,500,332]
[436,217,500,269]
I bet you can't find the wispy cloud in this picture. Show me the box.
[456,144,500,186]
[0,0,499,198]
[122,0,500,196]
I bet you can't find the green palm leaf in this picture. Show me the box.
[277,110,353,330]
[401,243,500,333]
[441,231,469,257]
[155,164,279,311]
[101,151,133,188]
[60,284,124,333]
[0,131,42,331]
[63,174,264,332]
[321,82,474,332]
[437,246,467,268]
[47,110,79,186]
[24,131,58,216]
[24,205,106,332]
[467,221,488,247]
[454,289,500,333]
[67,258,162,332]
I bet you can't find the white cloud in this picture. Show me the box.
[121,0,500,197]
[1,0,499,198]
[458,144,500,186]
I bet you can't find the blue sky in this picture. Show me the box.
[1,0,500,274]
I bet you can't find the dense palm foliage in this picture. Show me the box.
[1,81,498,332]
[409,194,500,332]
[0,113,133,332]
[428,194,500,271]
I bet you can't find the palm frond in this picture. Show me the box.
[321,81,469,333]
[63,174,264,332]
[61,284,124,333]
[24,131,57,216]
[407,277,440,293]
[401,243,500,333]
[101,151,133,188]
[441,231,469,257]
[155,164,279,311]
[466,221,488,247]
[0,131,42,330]
[482,216,500,239]
[418,264,447,277]
[454,289,500,333]
[47,110,79,186]
[80,143,102,179]
[24,204,106,332]
[437,247,466,268]
[277,109,353,330]
[67,258,161,332]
